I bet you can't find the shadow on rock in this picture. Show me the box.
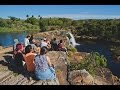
[0,55,36,80]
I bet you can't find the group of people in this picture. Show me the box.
[50,38,66,52]
[12,34,67,80]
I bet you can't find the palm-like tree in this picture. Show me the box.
[26,14,29,18]
[38,15,40,19]
[32,15,34,18]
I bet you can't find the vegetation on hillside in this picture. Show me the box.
[68,52,107,76]
[1,15,120,42]
[71,19,120,42]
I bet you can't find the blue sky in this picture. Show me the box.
[0,5,120,20]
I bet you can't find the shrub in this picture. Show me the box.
[68,52,107,76]
[67,51,73,57]
[66,45,77,53]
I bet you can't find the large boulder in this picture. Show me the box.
[47,51,69,85]
[68,69,94,85]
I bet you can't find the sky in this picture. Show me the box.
[0,5,120,20]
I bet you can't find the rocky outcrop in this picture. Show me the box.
[0,50,60,85]
[68,69,94,85]
[34,30,69,46]
[0,46,13,54]
[0,49,69,85]
[0,59,60,85]
[0,30,120,85]
[47,51,69,85]
[67,69,118,85]
[96,68,120,85]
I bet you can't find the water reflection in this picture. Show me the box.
[0,32,27,47]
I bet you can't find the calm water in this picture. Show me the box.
[0,32,27,47]
[75,40,120,78]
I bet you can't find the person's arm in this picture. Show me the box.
[47,56,52,67]
[22,53,26,61]
[27,39,30,45]
[47,56,55,73]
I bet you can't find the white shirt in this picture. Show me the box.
[40,41,47,48]
[24,38,30,47]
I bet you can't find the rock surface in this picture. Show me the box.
[0,30,120,85]
[0,48,60,85]
[68,69,94,85]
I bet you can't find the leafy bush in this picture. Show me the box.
[68,52,107,75]
[66,45,77,53]
[67,51,73,57]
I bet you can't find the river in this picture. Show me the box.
[75,39,120,78]
[0,32,27,47]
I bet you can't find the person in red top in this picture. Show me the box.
[14,43,25,72]
[58,40,67,52]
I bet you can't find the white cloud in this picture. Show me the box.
[42,14,120,20]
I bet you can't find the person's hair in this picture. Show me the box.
[60,40,63,43]
[35,43,39,47]
[25,45,32,54]
[40,46,48,55]
[16,43,23,51]
[26,35,30,38]
[53,38,56,41]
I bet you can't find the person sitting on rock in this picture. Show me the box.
[58,39,67,52]
[45,37,51,50]
[24,45,35,73]
[50,38,58,51]
[14,43,25,72]
[30,39,37,52]
[40,38,48,48]
[35,42,41,55]
[34,46,56,80]
[13,39,19,58]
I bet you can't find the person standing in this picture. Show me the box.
[24,35,30,47]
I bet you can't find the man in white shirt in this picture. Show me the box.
[24,35,30,47]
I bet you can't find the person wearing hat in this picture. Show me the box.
[13,39,19,51]
[13,39,19,58]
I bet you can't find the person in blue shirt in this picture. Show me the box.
[34,46,56,80]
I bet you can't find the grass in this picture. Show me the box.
[0,27,39,33]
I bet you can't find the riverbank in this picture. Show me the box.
[0,30,120,85]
